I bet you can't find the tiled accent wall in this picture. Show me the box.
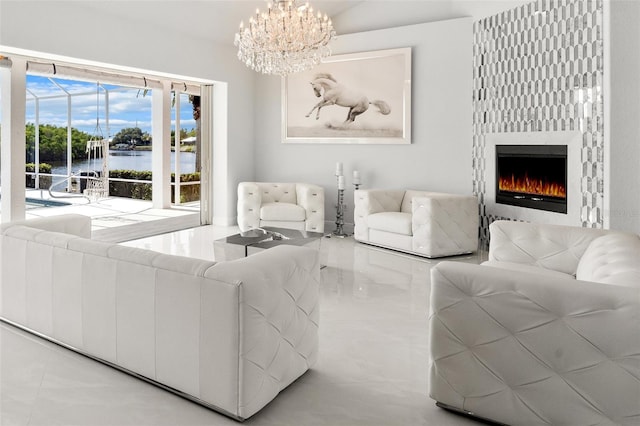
[473,0,604,243]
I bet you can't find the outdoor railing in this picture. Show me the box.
[26,172,201,205]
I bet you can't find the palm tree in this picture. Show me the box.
[190,95,201,172]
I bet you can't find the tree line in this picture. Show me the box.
[25,123,197,163]
[25,123,91,163]
[111,127,196,146]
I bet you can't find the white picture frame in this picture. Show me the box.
[282,47,412,144]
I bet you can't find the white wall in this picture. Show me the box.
[608,0,640,234]
[253,18,474,230]
[0,0,256,225]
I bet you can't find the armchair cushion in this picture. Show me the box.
[260,203,306,222]
[367,212,412,236]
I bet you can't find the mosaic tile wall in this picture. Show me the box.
[472,0,605,243]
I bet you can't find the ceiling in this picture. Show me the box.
[74,1,529,45]
[76,1,365,45]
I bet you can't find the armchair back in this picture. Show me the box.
[488,220,612,275]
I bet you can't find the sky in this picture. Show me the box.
[3,75,196,138]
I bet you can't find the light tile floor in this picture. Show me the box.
[1,225,487,426]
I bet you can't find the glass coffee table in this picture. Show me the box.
[214,226,325,261]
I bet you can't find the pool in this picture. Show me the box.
[26,197,71,209]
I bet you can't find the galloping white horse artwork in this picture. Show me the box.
[305,73,391,125]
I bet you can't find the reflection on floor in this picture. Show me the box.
[1,225,486,426]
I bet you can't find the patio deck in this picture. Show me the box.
[2,189,200,243]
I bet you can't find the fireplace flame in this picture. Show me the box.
[499,174,566,198]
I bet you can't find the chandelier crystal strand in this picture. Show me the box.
[234,1,336,76]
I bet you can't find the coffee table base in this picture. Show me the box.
[214,227,324,262]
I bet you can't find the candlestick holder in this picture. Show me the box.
[333,177,349,238]
[354,183,361,191]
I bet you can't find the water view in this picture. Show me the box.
[50,150,197,177]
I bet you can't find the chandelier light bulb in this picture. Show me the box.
[234,0,336,76]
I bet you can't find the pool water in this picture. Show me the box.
[25,197,71,209]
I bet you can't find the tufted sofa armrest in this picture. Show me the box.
[411,193,478,257]
[488,220,613,275]
[296,183,325,232]
[0,213,91,239]
[353,189,405,241]
[429,261,640,426]
[576,232,640,286]
[205,245,321,419]
[237,182,262,231]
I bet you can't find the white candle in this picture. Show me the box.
[338,175,345,190]
[353,170,361,184]
[335,162,343,176]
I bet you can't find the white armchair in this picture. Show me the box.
[237,182,324,233]
[429,221,640,425]
[354,189,478,258]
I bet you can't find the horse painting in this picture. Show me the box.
[305,73,391,124]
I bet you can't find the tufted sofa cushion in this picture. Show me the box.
[0,213,92,238]
[576,233,640,287]
[482,260,574,280]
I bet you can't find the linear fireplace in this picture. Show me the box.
[496,145,567,214]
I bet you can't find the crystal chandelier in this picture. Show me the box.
[234,1,336,76]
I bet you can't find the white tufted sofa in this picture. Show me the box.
[354,189,478,258]
[0,214,320,421]
[237,182,325,233]
[429,220,640,426]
